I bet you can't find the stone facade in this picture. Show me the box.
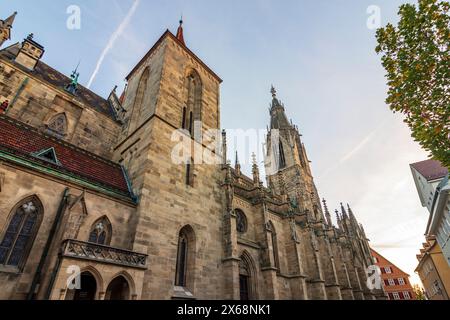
[0,14,385,300]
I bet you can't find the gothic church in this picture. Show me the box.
[0,12,385,300]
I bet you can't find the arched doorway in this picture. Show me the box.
[239,252,256,300]
[105,276,130,300]
[72,272,97,300]
[239,262,250,300]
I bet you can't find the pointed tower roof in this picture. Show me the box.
[3,11,17,27]
[347,203,357,221]
[269,86,291,129]
[340,202,348,218]
[176,17,185,46]
[234,151,241,175]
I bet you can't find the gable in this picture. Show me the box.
[371,249,410,276]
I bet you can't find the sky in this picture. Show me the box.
[0,0,432,286]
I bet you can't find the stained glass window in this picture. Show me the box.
[0,198,42,268]
[88,217,111,245]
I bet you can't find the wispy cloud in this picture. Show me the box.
[87,0,140,89]
[317,119,388,180]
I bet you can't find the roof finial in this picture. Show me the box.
[176,15,185,46]
[65,62,80,95]
[271,85,277,98]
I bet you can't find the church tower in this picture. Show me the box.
[114,20,224,299]
[264,86,324,222]
[0,12,17,48]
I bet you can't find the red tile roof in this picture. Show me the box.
[0,116,131,198]
[410,159,448,181]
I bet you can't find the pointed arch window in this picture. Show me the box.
[88,217,112,246]
[175,226,195,289]
[129,67,150,130]
[175,233,188,287]
[46,113,67,137]
[183,69,202,135]
[0,196,43,269]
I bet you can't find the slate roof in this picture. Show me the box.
[0,43,117,120]
[410,159,448,181]
[0,115,132,200]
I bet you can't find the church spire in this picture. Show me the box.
[4,11,17,27]
[0,11,17,47]
[234,151,241,176]
[252,152,260,185]
[176,17,185,46]
[269,85,290,129]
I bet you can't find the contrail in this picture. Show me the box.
[87,0,140,89]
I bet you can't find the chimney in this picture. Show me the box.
[15,33,45,71]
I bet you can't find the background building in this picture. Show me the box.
[411,159,450,266]
[415,236,450,300]
[371,249,415,300]
[410,159,450,300]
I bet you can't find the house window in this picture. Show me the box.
[0,196,43,269]
[433,280,441,296]
[403,291,411,300]
[385,266,392,274]
[373,256,378,263]
[398,278,405,285]
[392,292,400,300]
[388,278,395,286]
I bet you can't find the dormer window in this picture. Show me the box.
[32,147,60,166]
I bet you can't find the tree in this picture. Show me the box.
[375,0,450,168]
[412,284,427,300]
